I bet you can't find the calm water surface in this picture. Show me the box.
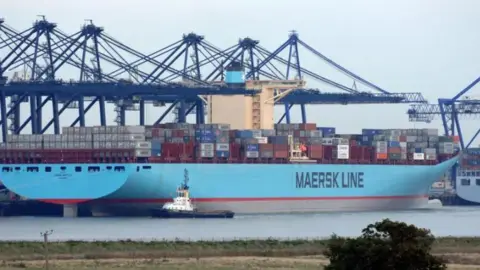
[0,206,478,241]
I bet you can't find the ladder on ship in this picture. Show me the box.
[288,135,316,163]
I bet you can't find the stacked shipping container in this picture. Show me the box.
[460,148,480,170]
[0,123,460,165]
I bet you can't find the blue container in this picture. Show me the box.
[195,129,214,136]
[414,148,423,153]
[225,71,245,84]
[467,159,480,166]
[195,129,216,142]
[235,130,254,138]
[466,148,480,156]
[151,140,162,150]
[246,144,259,151]
[196,136,215,143]
[362,129,383,136]
[317,127,336,136]
[151,149,162,156]
[361,135,374,142]
[216,151,230,158]
[388,141,400,148]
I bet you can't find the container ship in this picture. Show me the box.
[432,148,480,206]
[0,123,459,217]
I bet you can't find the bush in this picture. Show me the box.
[323,219,446,270]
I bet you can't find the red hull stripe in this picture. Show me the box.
[39,195,428,205]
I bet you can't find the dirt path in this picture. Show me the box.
[2,256,480,270]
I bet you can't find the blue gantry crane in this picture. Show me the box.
[164,30,427,123]
[0,17,256,142]
[407,76,480,150]
[406,76,480,189]
[0,17,429,143]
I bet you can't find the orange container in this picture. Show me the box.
[376,153,388,160]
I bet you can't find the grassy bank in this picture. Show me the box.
[1,238,480,269]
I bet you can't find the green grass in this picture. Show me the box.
[0,237,479,261]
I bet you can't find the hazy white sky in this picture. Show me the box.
[2,0,480,144]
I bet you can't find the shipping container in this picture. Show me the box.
[0,124,456,165]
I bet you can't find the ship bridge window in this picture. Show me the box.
[114,166,125,172]
[26,167,39,172]
[45,167,51,172]
[14,167,20,171]
[75,166,82,172]
[476,179,480,186]
[461,179,471,186]
[142,166,151,170]
[60,166,67,171]
[106,166,112,170]
[2,167,12,172]
[88,166,100,172]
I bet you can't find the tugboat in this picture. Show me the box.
[150,169,235,219]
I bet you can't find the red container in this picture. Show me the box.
[179,142,195,158]
[349,146,363,160]
[363,146,375,161]
[299,123,316,130]
[161,143,179,158]
[172,129,185,137]
[322,145,334,160]
[260,144,274,151]
[399,136,407,142]
[151,128,164,137]
[229,143,241,159]
[273,150,288,158]
[388,147,401,154]
[308,145,323,159]
[273,144,288,151]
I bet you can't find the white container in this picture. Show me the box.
[215,143,230,151]
[337,145,350,152]
[426,153,437,160]
[199,150,215,158]
[337,150,349,160]
[255,137,268,144]
[124,134,146,141]
[134,149,152,157]
[413,153,425,160]
[134,141,152,149]
[125,125,146,134]
[245,151,259,158]
[200,143,214,151]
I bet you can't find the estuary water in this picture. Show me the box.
[0,206,478,241]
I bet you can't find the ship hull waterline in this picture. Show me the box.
[0,155,460,216]
[151,208,235,219]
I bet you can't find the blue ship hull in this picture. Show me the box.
[0,156,459,216]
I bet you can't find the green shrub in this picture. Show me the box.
[323,219,446,270]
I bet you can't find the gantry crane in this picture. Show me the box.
[407,76,480,149]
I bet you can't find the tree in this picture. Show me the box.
[323,219,446,270]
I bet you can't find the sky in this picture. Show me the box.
[1,0,480,145]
